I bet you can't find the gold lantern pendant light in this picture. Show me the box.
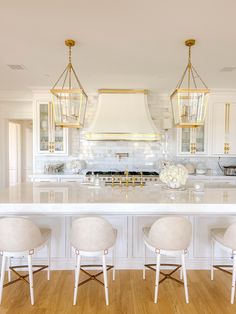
[50,39,88,128]
[170,39,210,154]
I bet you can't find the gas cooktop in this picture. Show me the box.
[86,171,159,176]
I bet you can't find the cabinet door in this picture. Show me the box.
[36,102,68,155]
[39,103,50,153]
[212,102,236,155]
[178,126,207,155]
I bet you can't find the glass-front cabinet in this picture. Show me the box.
[36,102,68,155]
[178,125,207,155]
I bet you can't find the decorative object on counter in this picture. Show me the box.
[224,103,230,154]
[193,182,205,192]
[218,157,236,176]
[68,159,86,174]
[50,39,88,128]
[44,163,64,174]
[195,162,207,175]
[184,163,195,174]
[170,39,210,154]
[159,164,188,189]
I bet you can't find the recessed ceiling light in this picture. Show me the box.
[220,67,236,72]
[7,64,27,70]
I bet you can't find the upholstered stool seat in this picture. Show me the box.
[71,216,117,306]
[211,223,236,304]
[0,218,51,305]
[143,216,192,304]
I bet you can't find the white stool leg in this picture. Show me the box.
[8,257,12,282]
[181,252,189,304]
[211,239,214,281]
[180,256,183,280]
[143,244,147,280]
[112,247,116,281]
[102,254,109,306]
[231,253,236,304]
[73,253,81,305]
[154,252,161,303]
[0,255,6,304]
[28,254,34,305]
[47,239,51,281]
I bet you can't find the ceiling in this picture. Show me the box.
[1,0,236,93]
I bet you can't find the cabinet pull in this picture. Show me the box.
[224,103,230,154]
[48,142,55,153]
[190,127,197,154]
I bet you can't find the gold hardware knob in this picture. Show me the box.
[224,143,230,154]
[190,143,196,154]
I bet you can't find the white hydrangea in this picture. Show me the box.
[159,164,188,188]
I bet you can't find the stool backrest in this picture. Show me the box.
[224,222,236,250]
[148,216,192,250]
[0,217,42,252]
[71,217,115,251]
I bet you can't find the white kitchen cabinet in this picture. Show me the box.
[34,101,68,155]
[177,125,207,155]
[33,186,68,203]
[211,101,236,156]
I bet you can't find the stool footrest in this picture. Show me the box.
[78,264,114,287]
[4,265,48,288]
[145,263,183,285]
[213,264,232,275]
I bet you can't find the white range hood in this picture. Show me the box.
[86,89,160,141]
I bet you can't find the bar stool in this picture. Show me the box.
[0,217,51,305]
[71,216,117,306]
[211,222,236,304]
[143,216,192,303]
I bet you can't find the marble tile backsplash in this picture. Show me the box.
[34,92,236,174]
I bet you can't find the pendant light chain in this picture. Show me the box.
[68,45,72,89]
[69,45,72,64]
[188,45,191,91]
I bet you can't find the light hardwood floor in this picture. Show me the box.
[0,269,236,314]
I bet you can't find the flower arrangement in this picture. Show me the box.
[68,159,86,174]
[159,164,188,189]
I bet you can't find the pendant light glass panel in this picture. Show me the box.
[171,89,209,127]
[51,89,87,128]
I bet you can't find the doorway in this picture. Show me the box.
[8,120,33,186]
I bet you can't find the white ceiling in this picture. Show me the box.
[1,0,236,93]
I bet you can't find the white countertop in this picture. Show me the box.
[0,181,236,215]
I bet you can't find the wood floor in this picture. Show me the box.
[0,269,236,314]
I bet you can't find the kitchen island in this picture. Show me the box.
[0,181,236,270]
